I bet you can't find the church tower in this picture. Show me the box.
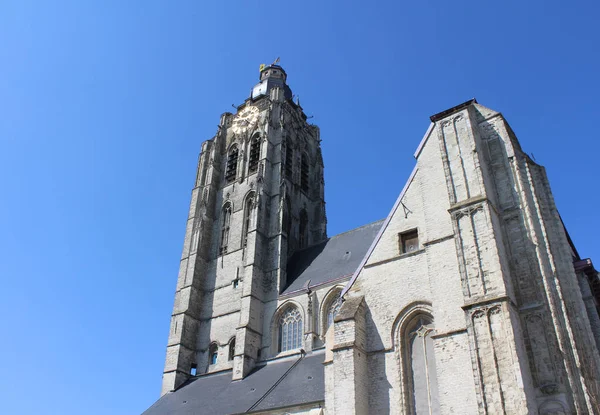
[161,63,327,395]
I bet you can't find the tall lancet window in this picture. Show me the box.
[208,342,218,366]
[219,203,231,255]
[285,143,293,180]
[404,314,440,415]
[301,152,309,191]
[248,135,260,173]
[226,145,239,183]
[299,209,308,249]
[242,193,255,248]
[228,338,236,361]
[282,199,292,237]
[279,307,303,352]
[327,297,342,332]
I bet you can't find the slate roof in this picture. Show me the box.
[142,350,325,415]
[283,220,384,295]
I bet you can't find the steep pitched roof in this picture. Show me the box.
[341,167,418,297]
[283,220,384,295]
[143,351,324,415]
[341,98,487,298]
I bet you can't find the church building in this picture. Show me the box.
[143,64,600,414]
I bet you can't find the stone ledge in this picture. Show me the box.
[431,328,468,339]
[332,342,366,354]
[422,234,455,247]
[364,248,425,269]
[462,295,511,310]
[448,195,488,213]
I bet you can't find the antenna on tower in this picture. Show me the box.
[271,57,280,66]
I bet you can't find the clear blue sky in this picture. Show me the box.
[1,1,598,414]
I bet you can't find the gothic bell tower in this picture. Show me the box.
[161,63,327,395]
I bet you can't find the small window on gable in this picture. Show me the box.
[226,145,239,183]
[249,136,260,173]
[190,363,197,376]
[209,343,218,365]
[400,229,419,254]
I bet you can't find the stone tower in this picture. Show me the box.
[161,64,327,395]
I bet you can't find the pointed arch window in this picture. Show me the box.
[226,145,239,183]
[282,199,292,236]
[326,297,343,332]
[301,152,309,191]
[278,307,303,352]
[228,338,236,361]
[243,193,255,248]
[208,342,219,366]
[299,209,308,249]
[401,313,440,414]
[220,203,231,255]
[248,136,261,173]
[284,143,293,180]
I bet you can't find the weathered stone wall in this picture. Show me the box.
[326,102,600,414]
[161,87,600,414]
[162,83,328,393]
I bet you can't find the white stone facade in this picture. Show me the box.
[327,101,600,414]
[159,66,600,414]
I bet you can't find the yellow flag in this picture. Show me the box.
[259,64,266,72]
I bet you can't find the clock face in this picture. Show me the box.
[232,106,260,134]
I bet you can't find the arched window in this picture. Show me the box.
[278,307,303,352]
[248,136,260,173]
[282,199,292,236]
[299,209,308,249]
[301,152,309,191]
[228,338,236,361]
[226,145,239,183]
[327,297,342,332]
[208,342,218,366]
[284,143,293,180]
[401,313,440,414]
[220,203,231,255]
[321,288,343,336]
[242,193,255,248]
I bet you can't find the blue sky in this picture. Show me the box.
[1,1,599,414]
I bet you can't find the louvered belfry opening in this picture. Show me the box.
[226,146,239,183]
[242,193,254,248]
[299,209,308,248]
[285,144,293,179]
[248,136,260,173]
[219,204,231,256]
[301,153,309,191]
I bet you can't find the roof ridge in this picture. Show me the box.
[329,218,385,239]
[290,218,385,255]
